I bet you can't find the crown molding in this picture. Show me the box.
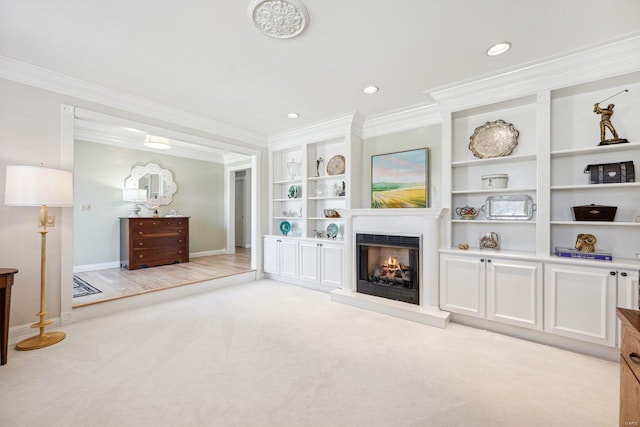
[429,34,640,112]
[268,112,361,149]
[0,55,268,147]
[362,103,441,139]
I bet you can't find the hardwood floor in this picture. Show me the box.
[73,248,252,307]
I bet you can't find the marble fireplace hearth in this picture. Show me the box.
[331,208,450,328]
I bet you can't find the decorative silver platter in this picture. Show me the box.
[468,120,519,159]
[481,194,535,220]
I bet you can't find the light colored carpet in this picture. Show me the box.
[0,279,618,426]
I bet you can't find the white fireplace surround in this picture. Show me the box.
[331,208,451,328]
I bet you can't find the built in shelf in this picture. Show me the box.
[551,142,639,158]
[451,187,537,195]
[451,219,537,224]
[273,198,303,202]
[308,196,345,201]
[308,217,344,221]
[273,178,303,184]
[451,154,536,168]
[308,174,345,181]
[550,182,640,191]
[273,216,302,220]
[551,221,640,226]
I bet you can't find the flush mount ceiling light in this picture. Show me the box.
[287,112,299,119]
[248,0,309,39]
[486,41,512,57]
[363,85,379,94]
[144,135,171,150]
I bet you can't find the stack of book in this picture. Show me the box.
[554,247,612,261]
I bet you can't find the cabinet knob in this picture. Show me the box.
[610,271,616,276]
[178,240,183,243]
[138,231,144,235]
[487,259,492,263]
[630,353,640,366]
[178,250,183,254]
[620,272,627,277]
[138,242,144,246]
[139,254,143,259]
[480,258,485,262]
[138,222,143,226]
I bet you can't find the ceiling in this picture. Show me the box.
[1,0,640,140]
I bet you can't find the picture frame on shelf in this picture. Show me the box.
[371,148,428,208]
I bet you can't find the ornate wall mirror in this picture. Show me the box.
[124,163,177,208]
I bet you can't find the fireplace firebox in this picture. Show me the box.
[356,233,420,305]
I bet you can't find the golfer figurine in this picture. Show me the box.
[593,89,629,145]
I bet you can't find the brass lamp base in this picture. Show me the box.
[15,331,66,351]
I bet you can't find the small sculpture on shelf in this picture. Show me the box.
[315,157,324,177]
[152,205,160,218]
[593,89,629,145]
[575,233,597,253]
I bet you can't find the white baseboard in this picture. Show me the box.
[73,261,120,273]
[190,249,227,258]
[9,317,62,346]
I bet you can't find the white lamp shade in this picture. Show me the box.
[5,165,74,207]
[122,188,148,202]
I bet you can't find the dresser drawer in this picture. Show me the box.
[133,236,187,249]
[131,247,188,267]
[621,323,640,382]
[132,219,187,231]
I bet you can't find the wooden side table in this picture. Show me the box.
[0,268,18,365]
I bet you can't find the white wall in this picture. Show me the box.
[361,125,443,208]
[74,140,226,267]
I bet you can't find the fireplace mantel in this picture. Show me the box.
[338,208,446,220]
[331,207,451,328]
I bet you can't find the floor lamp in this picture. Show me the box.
[4,164,73,350]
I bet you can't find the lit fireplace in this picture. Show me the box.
[356,233,420,305]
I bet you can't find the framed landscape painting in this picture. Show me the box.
[371,148,428,208]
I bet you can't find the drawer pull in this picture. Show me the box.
[139,255,144,259]
[178,240,183,243]
[138,231,144,235]
[178,250,183,254]
[630,353,640,365]
[138,242,144,246]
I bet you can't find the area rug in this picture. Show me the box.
[73,275,102,298]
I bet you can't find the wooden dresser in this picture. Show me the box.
[617,308,640,427]
[120,217,189,270]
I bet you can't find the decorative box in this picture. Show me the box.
[584,161,635,184]
[481,174,508,190]
[572,204,617,221]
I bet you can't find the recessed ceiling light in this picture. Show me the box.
[287,113,299,119]
[144,135,171,150]
[363,85,379,94]
[486,42,511,57]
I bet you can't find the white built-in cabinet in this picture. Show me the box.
[440,253,543,330]
[264,113,362,290]
[544,263,617,346]
[299,240,343,287]
[263,236,298,279]
[439,63,640,349]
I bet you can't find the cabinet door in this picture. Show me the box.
[486,259,543,330]
[299,241,320,282]
[544,263,616,346]
[320,243,343,287]
[279,239,298,278]
[616,270,639,347]
[263,237,280,275]
[440,254,485,318]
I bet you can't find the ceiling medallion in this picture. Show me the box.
[248,0,309,39]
